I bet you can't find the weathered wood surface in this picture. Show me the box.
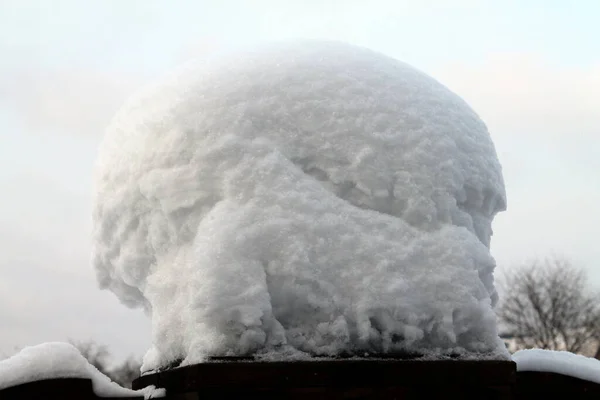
[134,359,516,399]
[516,371,600,399]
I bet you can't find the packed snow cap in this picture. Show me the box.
[93,41,507,371]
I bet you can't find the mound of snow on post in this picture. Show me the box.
[0,342,164,398]
[513,349,600,384]
[92,41,508,371]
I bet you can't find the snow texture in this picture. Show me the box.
[92,41,508,371]
[0,342,165,398]
[513,349,600,384]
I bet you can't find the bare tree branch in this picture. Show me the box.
[70,340,141,388]
[498,257,600,355]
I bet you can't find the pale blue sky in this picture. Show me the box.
[2,1,600,70]
[1,0,599,362]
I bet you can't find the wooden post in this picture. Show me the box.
[133,359,517,399]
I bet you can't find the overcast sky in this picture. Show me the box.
[1,0,598,363]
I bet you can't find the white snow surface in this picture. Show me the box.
[513,349,600,384]
[0,342,165,398]
[92,41,508,371]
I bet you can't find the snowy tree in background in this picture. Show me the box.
[70,340,142,388]
[69,340,110,373]
[499,258,600,357]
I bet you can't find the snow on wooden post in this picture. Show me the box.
[93,41,508,371]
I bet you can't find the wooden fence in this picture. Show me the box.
[2,359,599,399]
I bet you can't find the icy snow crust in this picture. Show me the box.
[513,349,600,384]
[93,41,507,371]
[0,342,164,398]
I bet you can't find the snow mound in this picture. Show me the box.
[513,349,600,384]
[92,41,507,371]
[0,342,164,398]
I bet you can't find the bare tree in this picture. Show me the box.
[109,356,142,389]
[70,340,141,388]
[498,258,600,355]
[70,340,111,372]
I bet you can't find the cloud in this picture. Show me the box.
[431,53,599,191]
[0,183,150,361]
[0,258,150,361]
[433,53,599,148]
[0,66,145,136]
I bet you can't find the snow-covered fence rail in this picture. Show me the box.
[0,343,163,399]
[0,377,143,400]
